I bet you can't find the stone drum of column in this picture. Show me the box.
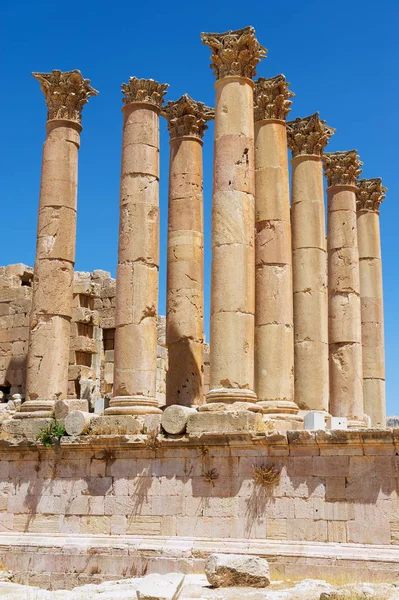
[163,95,214,406]
[21,70,97,418]
[107,78,168,415]
[253,75,299,420]
[324,150,364,427]
[356,178,387,427]
[287,114,335,413]
[201,27,266,410]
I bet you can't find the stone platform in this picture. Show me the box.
[0,429,397,588]
[0,533,398,590]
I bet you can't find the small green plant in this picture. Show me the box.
[252,464,280,487]
[36,418,66,447]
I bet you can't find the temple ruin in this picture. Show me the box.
[0,26,395,590]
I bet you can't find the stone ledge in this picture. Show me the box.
[0,533,398,589]
[0,428,396,454]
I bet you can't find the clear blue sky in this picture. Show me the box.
[2,0,398,415]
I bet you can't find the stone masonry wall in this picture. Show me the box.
[0,430,397,546]
[0,265,169,406]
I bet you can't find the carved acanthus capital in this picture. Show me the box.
[323,150,363,188]
[254,75,294,122]
[32,70,98,124]
[121,77,169,110]
[356,178,387,212]
[163,95,214,140]
[201,26,267,80]
[287,113,335,157]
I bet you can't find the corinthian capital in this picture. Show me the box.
[356,178,387,212]
[254,75,294,122]
[287,113,335,157]
[201,26,267,80]
[163,95,214,140]
[32,70,98,124]
[121,77,169,110]
[323,150,363,187]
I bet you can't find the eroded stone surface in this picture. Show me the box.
[205,554,271,588]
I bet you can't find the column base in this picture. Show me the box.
[258,400,303,421]
[105,396,162,416]
[14,400,55,420]
[347,418,368,430]
[200,388,261,413]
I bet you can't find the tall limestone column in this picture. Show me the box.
[21,70,97,418]
[287,114,335,413]
[253,75,299,420]
[163,95,214,407]
[200,27,266,411]
[356,178,387,427]
[323,150,364,426]
[107,78,168,415]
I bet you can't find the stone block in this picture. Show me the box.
[205,553,270,588]
[161,405,197,435]
[54,399,89,421]
[89,415,144,435]
[187,411,267,435]
[327,416,348,430]
[94,397,110,414]
[137,572,185,600]
[64,411,96,436]
[304,411,326,431]
[2,417,53,439]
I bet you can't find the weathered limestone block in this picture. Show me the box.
[161,404,197,435]
[200,27,266,411]
[205,553,270,588]
[54,399,88,421]
[187,410,267,434]
[2,417,53,438]
[64,410,95,435]
[137,573,185,600]
[288,113,335,413]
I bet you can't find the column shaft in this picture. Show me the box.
[328,187,363,422]
[108,101,162,415]
[207,75,257,407]
[166,136,204,406]
[255,120,296,415]
[21,69,97,418]
[357,178,387,427]
[324,150,364,427]
[24,123,79,413]
[291,156,329,411]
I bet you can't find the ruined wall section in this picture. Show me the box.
[0,265,33,398]
[0,265,169,406]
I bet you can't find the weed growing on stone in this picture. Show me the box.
[144,429,161,451]
[202,468,219,486]
[36,419,66,447]
[252,464,280,487]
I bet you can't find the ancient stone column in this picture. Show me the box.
[163,95,214,407]
[107,78,168,415]
[253,75,300,420]
[323,150,364,426]
[200,27,266,411]
[287,113,335,413]
[21,70,97,418]
[356,178,387,427]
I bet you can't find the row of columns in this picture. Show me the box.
[21,27,387,428]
